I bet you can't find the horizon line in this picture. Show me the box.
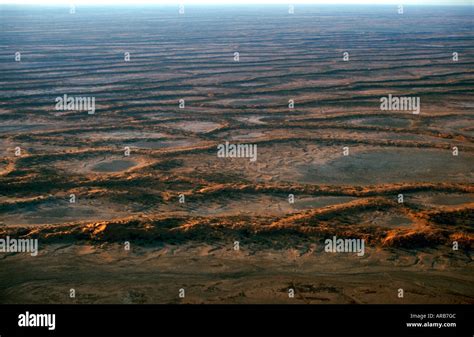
[1,1,472,7]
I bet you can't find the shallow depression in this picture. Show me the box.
[91,159,137,173]
[298,148,474,185]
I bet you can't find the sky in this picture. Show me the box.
[0,0,472,5]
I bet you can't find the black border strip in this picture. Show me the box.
[0,304,472,337]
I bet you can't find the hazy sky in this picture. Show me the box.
[0,0,472,5]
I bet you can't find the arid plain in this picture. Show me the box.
[0,5,473,303]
